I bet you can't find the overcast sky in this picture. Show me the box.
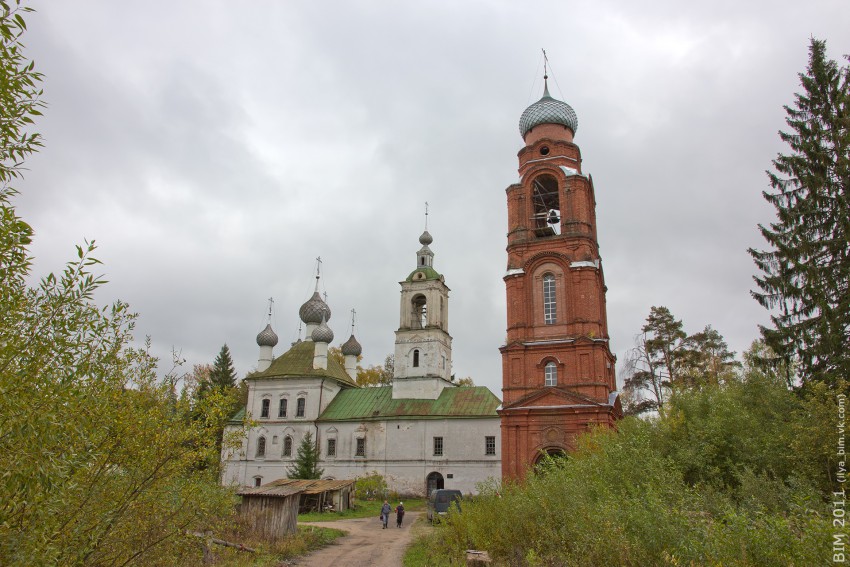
[16,1,850,394]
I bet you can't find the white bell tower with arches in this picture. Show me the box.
[392,212,455,399]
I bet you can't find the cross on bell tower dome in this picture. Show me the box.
[499,60,621,480]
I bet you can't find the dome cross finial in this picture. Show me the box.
[313,256,322,291]
[266,297,274,323]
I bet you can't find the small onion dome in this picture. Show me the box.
[299,291,331,324]
[256,323,279,347]
[311,319,334,343]
[419,230,433,246]
[341,334,362,356]
[518,82,578,137]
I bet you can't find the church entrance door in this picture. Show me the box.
[426,471,444,497]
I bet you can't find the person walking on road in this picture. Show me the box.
[395,502,405,528]
[380,500,392,529]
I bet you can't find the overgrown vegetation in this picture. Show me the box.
[211,522,345,566]
[409,374,836,565]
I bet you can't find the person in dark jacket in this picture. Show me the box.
[380,501,391,529]
[395,502,405,528]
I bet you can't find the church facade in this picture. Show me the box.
[220,231,502,496]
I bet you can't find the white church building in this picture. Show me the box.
[220,229,502,496]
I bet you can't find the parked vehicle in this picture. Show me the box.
[426,489,463,523]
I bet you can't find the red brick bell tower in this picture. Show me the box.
[499,74,621,480]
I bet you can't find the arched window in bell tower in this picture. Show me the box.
[412,294,427,329]
[543,273,557,324]
[531,174,560,237]
[413,349,420,368]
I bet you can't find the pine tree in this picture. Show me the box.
[749,38,850,388]
[286,431,324,479]
[622,306,689,414]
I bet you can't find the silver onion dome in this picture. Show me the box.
[419,230,433,246]
[518,82,578,137]
[299,291,331,324]
[341,334,362,356]
[311,319,334,343]
[256,323,279,347]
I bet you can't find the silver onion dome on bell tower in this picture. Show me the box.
[518,79,578,137]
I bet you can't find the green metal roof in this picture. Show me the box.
[228,406,246,425]
[246,340,357,387]
[318,385,500,422]
[405,266,443,282]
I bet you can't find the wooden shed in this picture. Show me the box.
[251,479,356,514]
[237,483,303,541]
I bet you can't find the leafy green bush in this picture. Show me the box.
[414,379,835,566]
[354,471,388,500]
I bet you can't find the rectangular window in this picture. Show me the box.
[433,436,443,456]
[355,437,366,457]
[260,398,270,418]
[278,398,287,418]
[296,397,306,418]
[327,438,336,457]
[485,436,496,456]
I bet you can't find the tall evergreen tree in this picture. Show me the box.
[208,343,237,389]
[749,38,850,388]
[286,431,324,479]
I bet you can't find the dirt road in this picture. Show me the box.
[295,512,420,567]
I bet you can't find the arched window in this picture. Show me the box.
[278,398,287,418]
[532,174,561,237]
[256,436,266,457]
[413,349,420,368]
[260,398,270,418]
[544,362,557,386]
[283,435,293,457]
[296,397,306,418]
[412,295,427,329]
[253,476,262,487]
[543,273,556,324]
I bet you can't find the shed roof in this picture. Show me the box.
[318,385,500,421]
[238,478,355,498]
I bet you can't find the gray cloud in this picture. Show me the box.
[16,0,850,393]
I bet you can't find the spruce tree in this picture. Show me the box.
[749,38,850,387]
[209,343,237,389]
[286,431,324,479]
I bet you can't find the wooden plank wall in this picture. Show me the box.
[240,495,299,541]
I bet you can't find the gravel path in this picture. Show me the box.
[294,511,420,567]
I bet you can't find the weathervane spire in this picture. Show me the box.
[266,297,274,322]
[542,48,550,96]
[425,201,429,230]
[350,308,356,334]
